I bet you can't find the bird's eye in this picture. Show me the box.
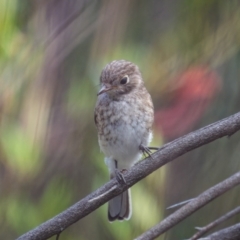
[120,75,129,85]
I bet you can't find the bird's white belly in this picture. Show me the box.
[99,122,151,169]
[97,96,153,170]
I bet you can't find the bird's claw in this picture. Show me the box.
[115,169,127,185]
[139,144,154,160]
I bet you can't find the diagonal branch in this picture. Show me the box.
[135,172,240,240]
[17,112,240,240]
[202,222,240,240]
[190,206,240,240]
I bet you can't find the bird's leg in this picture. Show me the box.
[148,147,159,151]
[114,160,127,184]
[139,144,154,160]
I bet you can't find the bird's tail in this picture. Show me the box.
[108,188,132,221]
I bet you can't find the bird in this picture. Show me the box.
[94,60,154,221]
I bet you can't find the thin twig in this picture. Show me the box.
[135,173,240,240]
[167,198,196,210]
[190,206,240,240]
[202,222,240,240]
[17,112,240,240]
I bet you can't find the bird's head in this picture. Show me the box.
[98,60,143,98]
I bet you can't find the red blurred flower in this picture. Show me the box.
[154,66,221,140]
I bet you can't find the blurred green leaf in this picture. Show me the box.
[39,177,73,219]
[0,124,41,178]
[0,0,18,59]
[4,195,42,233]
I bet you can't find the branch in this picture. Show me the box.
[202,222,240,240]
[190,206,240,240]
[17,112,240,240]
[135,172,240,240]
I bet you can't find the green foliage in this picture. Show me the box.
[3,177,73,234]
[1,124,42,178]
[0,0,18,60]
[39,178,73,220]
[67,79,96,117]
[4,195,42,233]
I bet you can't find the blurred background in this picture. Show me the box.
[1,0,240,239]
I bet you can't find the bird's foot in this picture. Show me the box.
[139,144,154,160]
[115,169,127,185]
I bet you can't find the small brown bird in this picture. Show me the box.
[94,60,154,221]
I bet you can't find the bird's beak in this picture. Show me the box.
[97,85,113,96]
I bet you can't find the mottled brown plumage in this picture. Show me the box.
[95,60,154,221]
